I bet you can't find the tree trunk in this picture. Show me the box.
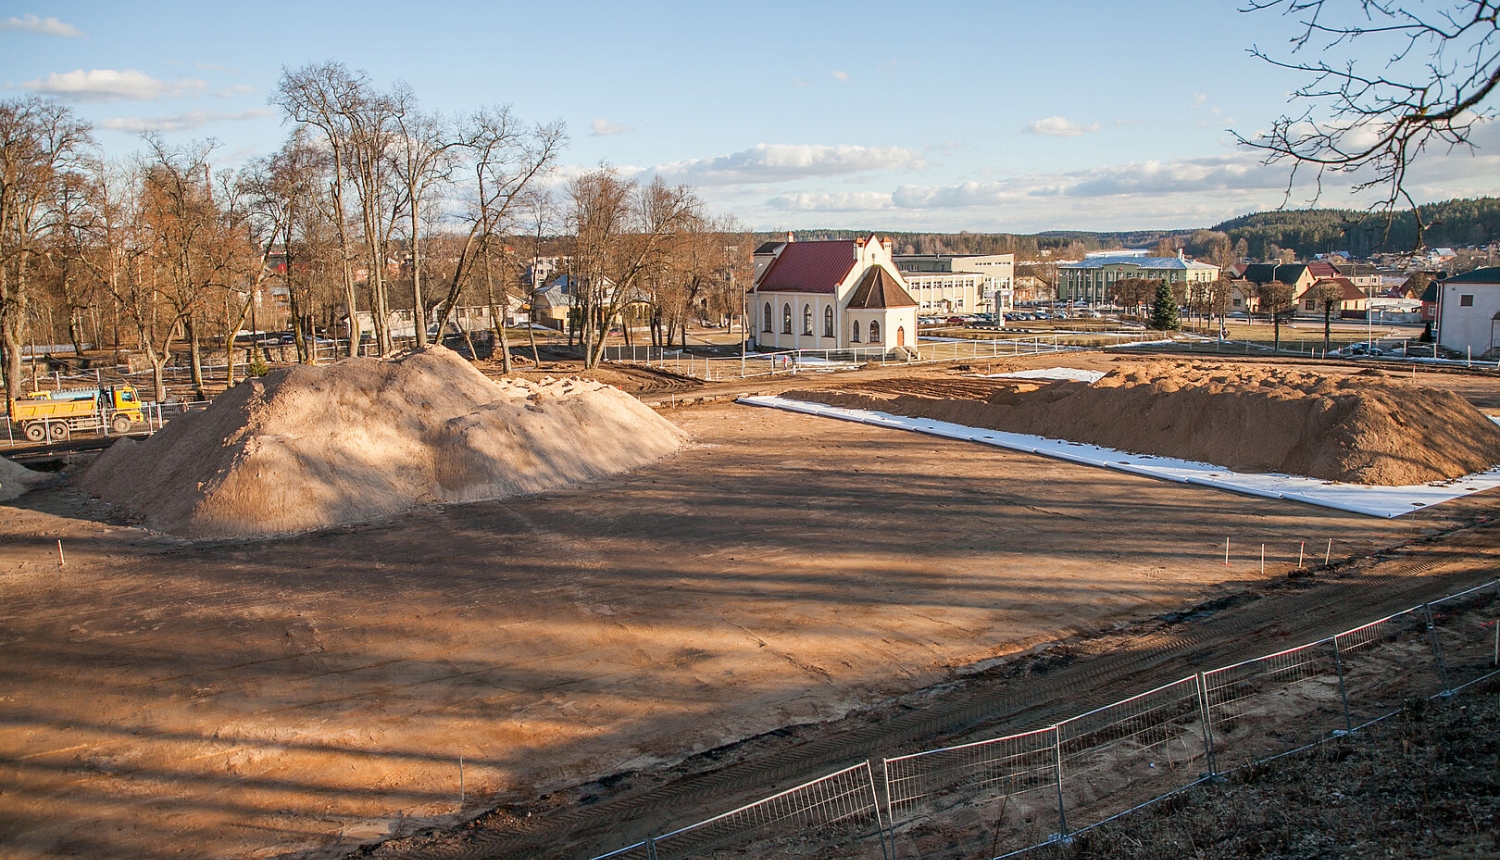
[1323,306,1332,352]
[186,316,206,400]
[481,246,512,374]
[411,202,426,349]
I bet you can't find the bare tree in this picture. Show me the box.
[389,86,456,349]
[276,63,366,357]
[124,137,241,401]
[0,97,92,411]
[429,105,564,367]
[1309,278,1346,351]
[568,170,700,369]
[1238,0,1500,240]
[1255,279,1298,352]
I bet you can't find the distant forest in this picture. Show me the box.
[775,197,1500,262]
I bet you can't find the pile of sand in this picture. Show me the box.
[0,455,46,501]
[82,348,687,537]
[785,362,1500,486]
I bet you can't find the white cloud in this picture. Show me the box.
[769,191,894,211]
[216,84,256,98]
[23,69,207,102]
[590,118,632,137]
[651,143,924,185]
[892,153,1292,209]
[1,14,82,37]
[831,70,850,82]
[100,108,272,133]
[1023,116,1100,137]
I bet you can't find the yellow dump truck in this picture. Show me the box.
[10,385,144,442]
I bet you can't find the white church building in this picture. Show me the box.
[750,234,919,354]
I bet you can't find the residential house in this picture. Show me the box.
[1436,267,1500,358]
[1239,263,1316,298]
[1295,277,1367,317]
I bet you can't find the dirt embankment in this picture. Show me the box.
[785,362,1500,485]
[0,454,47,500]
[81,348,687,537]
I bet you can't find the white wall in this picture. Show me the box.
[1438,282,1500,356]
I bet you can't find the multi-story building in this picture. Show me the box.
[1058,252,1219,303]
[894,253,1014,314]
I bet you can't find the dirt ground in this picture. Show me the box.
[1,354,1498,860]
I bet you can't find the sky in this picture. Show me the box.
[4,0,1499,233]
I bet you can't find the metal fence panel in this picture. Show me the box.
[623,761,884,860]
[1056,676,1208,826]
[883,726,1062,859]
[1334,606,1445,728]
[1202,638,1345,769]
[1426,581,1500,692]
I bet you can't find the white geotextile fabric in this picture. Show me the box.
[739,395,1500,519]
[977,367,1108,383]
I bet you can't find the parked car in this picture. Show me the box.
[1337,342,1385,358]
[1400,343,1437,358]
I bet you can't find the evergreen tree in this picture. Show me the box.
[1150,280,1181,331]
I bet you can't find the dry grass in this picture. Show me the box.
[1059,679,1500,860]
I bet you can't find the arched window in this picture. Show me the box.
[762,302,772,332]
[869,321,881,343]
[896,325,906,346]
[782,303,792,334]
[851,320,861,342]
[802,304,813,335]
[823,305,834,337]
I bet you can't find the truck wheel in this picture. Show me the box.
[48,422,70,441]
[111,414,132,434]
[24,422,46,442]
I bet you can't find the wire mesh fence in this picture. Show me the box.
[591,762,887,860]
[584,578,1500,860]
[883,727,1062,859]
[605,331,1169,383]
[1055,676,1210,828]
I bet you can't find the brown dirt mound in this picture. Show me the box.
[0,454,46,501]
[785,361,1500,485]
[81,348,687,537]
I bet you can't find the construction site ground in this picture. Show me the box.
[1,351,1498,860]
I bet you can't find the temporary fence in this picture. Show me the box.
[605,331,1168,383]
[585,578,1500,860]
[591,761,888,860]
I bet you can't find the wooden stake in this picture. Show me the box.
[459,754,465,807]
[1261,544,1265,575]
[1224,537,1230,567]
[1325,539,1332,566]
[56,540,65,567]
[1298,541,1304,570]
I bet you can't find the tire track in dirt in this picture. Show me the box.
[368,524,1498,860]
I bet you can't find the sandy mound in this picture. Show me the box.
[0,455,47,501]
[785,362,1500,486]
[82,348,687,537]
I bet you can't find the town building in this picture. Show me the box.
[1436,267,1500,358]
[1057,252,1219,303]
[751,235,919,354]
[893,253,1015,314]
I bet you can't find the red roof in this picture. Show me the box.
[1306,261,1340,277]
[1303,276,1367,302]
[846,266,917,309]
[756,240,858,294]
